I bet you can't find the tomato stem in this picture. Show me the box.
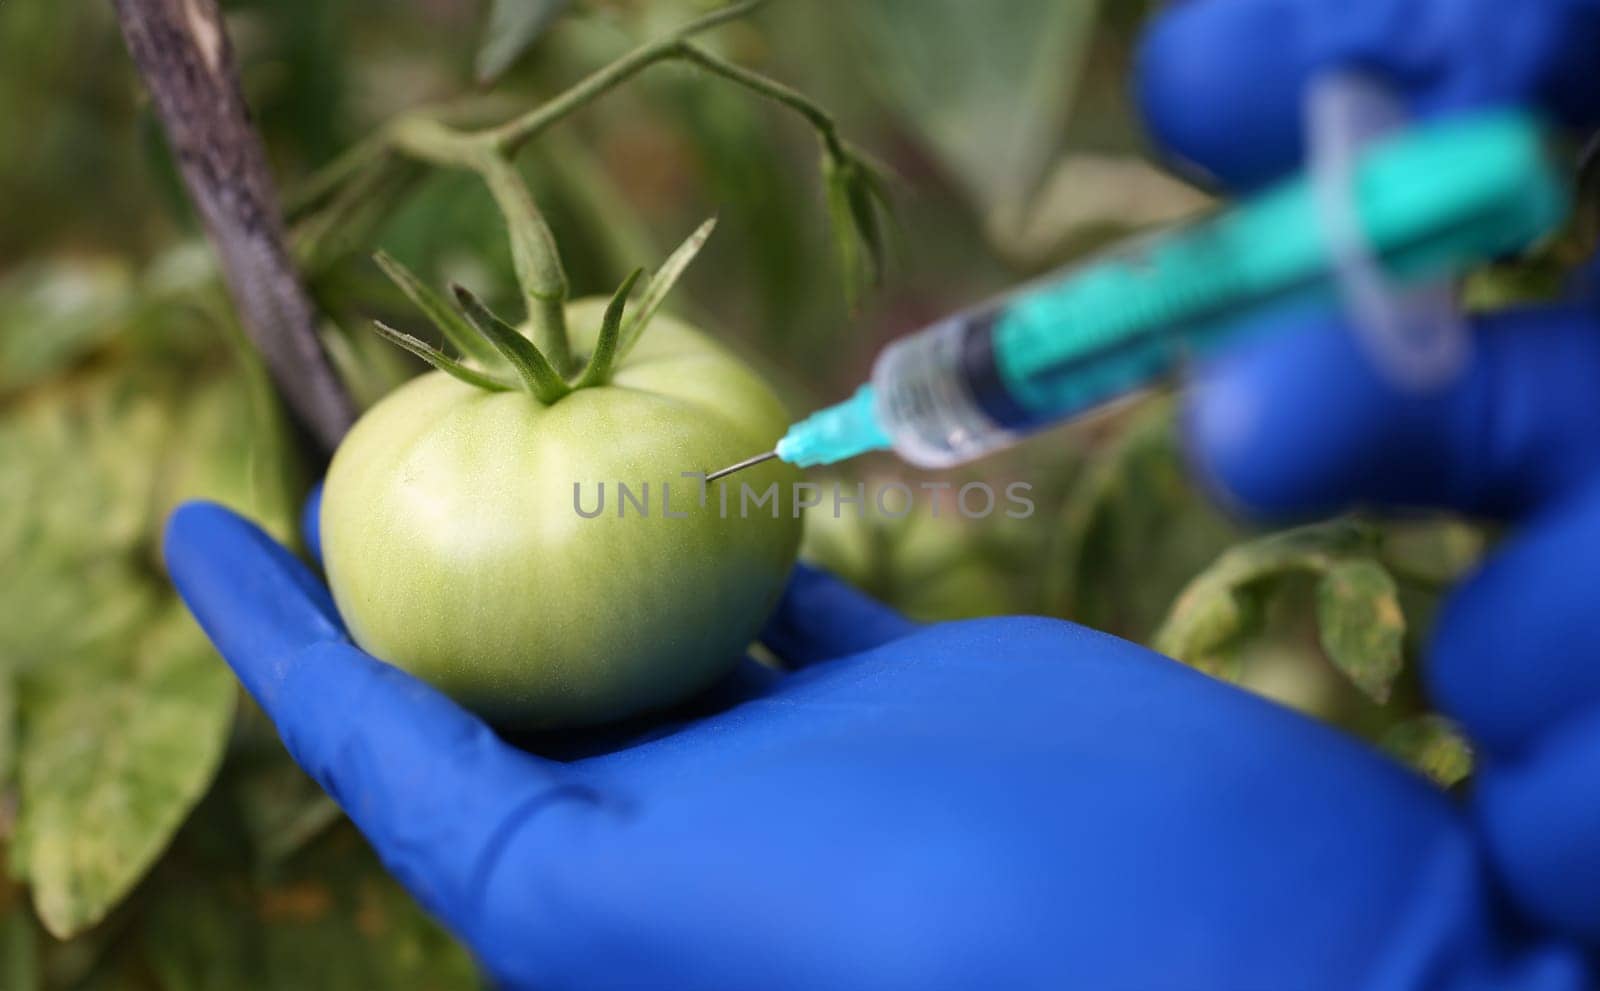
[388,118,573,373]
[482,1,768,152]
[482,9,846,167]
[477,153,572,371]
[671,42,847,162]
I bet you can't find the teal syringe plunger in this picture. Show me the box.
[707,96,1570,483]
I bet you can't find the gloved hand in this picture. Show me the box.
[166,503,1586,990]
[163,1,1600,987]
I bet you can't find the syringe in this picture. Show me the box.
[707,108,1569,482]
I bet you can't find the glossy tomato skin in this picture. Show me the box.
[321,299,802,728]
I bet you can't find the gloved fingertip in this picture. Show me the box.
[163,500,346,680]
[1475,709,1600,943]
[164,500,257,587]
[1181,316,1372,520]
[1135,0,1304,189]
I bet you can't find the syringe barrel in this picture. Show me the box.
[869,313,1019,468]
[868,297,1155,468]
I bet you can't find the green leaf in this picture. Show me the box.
[476,0,572,84]
[153,341,309,552]
[0,370,179,673]
[0,260,132,397]
[1151,579,1262,682]
[1382,716,1473,787]
[1153,519,1395,694]
[616,217,717,361]
[1,904,39,991]
[13,603,236,938]
[847,0,1099,217]
[1316,559,1405,703]
[0,671,14,794]
[823,155,892,310]
[138,822,479,990]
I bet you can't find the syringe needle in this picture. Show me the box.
[705,450,777,482]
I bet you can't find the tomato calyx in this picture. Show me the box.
[451,283,572,402]
[570,267,644,390]
[366,217,717,405]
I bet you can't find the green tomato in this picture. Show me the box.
[321,299,802,728]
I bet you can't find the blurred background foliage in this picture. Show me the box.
[1,0,1566,984]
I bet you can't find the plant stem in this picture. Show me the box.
[477,154,571,371]
[388,115,493,169]
[485,44,681,152]
[283,132,394,223]
[676,0,774,37]
[674,42,845,159]
[111,0,356,451]
[295,156,425,274]
[389,118,572,371]
[482,2,841,161]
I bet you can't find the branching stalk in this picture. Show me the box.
[284,132,395,223]
[477,154,571,370]
[483,22,843,163]
[673,42,846,160]
[388,118,571,370]
[482,0,770,151]
[111,0,356,450]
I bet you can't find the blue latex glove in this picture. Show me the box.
[162,1,1600,987]
[166,506,1587,989]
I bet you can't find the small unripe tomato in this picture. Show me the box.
[321,298,801,728]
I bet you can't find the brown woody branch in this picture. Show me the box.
[111,0,356,452]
